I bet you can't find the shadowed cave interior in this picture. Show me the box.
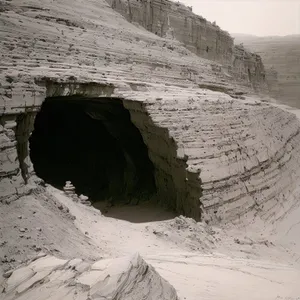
[29,97,159,215]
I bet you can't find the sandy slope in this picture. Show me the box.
[1,185,300,299]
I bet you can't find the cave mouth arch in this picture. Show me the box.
[29,96,158,210]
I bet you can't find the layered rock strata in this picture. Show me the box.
[1,0,300,224]
[122,90,300,223]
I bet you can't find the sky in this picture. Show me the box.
[178,0,300,36]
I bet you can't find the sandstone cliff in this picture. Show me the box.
[1,0,300,225]
[233,33,300,107]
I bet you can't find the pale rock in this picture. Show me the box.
[2,254,179,300]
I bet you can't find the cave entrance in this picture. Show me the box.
[29,97,167,220]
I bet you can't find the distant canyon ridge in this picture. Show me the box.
[232,33,300,108]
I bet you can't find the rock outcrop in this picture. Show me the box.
[1,0,300,224]
[233,34,300,108]
[1,253,179,299]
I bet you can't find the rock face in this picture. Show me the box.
[106,0,268,91]
[1,0,300,224]
[233,34,300,108]
[1,254,179,300]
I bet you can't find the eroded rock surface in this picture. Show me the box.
[1,253,179,300]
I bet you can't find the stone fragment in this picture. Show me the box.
[79,194,91,206]
[3,270,13,279]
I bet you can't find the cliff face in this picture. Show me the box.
[106,0,268,91]
[106,0,233,64]
[1,0,300,224]
[233,34,300,107]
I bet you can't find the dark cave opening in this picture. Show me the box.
[29,97,157,205]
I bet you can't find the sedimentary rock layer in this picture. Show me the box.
[1,0,300,223]
[1,254,179,300]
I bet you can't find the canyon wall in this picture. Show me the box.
[106,0,233,64]
[106,0,268,91]
[233,34,300,108]
[1,0,300,224]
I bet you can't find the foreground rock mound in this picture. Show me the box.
[1,254,179,300]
